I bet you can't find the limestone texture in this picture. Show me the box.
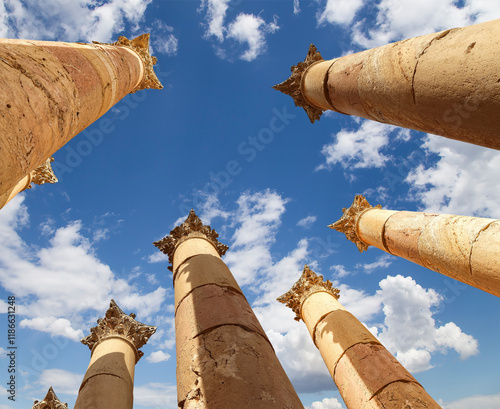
[275,19,500,150]
[0,35,161,203]
[332,196,500,297]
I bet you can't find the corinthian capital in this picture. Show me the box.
[32,387,68,409]
[273,44,325,123]
[153,209,229,268]
[328,195,381,253]
[26,157,58,189]
[278,265,340,321]
[81,300,156,360]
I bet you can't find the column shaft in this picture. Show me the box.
[74,337,136,409]
[330,196,500,297]
[275,19,500,150]
[279,266,440,409]
[155,210,304,409]
[74,299,156,409]
[0,34,161,199]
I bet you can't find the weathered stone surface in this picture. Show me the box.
[277,19,500,150]
[470,221,500,296]
[0,35,161,202]
[368,380,442,409]
[33,387,68,409]
[74,337,135,409]
[418,214,493,284]
[334,343,418,408]
[314,309,379,375]
[173,238,222,273]
[175,284,268,345]
[174,254,243,311]
[357,209,397,253]
[301,291,347,340]
[176,325,304,409]
[384,211,438,264]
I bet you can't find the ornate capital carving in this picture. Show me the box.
[81,300,156,360]
[153,209,229,270]
[32,387,68,409]
[273,44,325,123]
[277,265,339,322]
[26,157,58,190]
[328,195,381,253]
[96,34,163,92]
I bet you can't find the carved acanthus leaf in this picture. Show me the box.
[273,44,325,123]
[277,265,340,322]
[95,34,163,92]
[153,209,229,270]
[32,387,68,409]
[26,157,58,189]
[81,300,156,360]
[328,195,381,253]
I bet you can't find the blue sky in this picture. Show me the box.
[1,1,500,408]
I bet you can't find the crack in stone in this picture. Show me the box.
[78,372,124,392]
[411,28,455,105]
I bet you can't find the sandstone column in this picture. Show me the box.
[278,265,441,409]
[153,209,304,409]
[0,157,57,209]
[274,19,500,150]
[32,386,68,408]
[74,299,156,409]
[0,33,162,202]
[330,195,500,297]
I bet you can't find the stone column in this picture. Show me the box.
[0,34,162,201]
[278,265,441,409]
[74,299,156,409]
[32,386,68,409]
[153,210,304,409]
[330,195,500,297]
[0,157,57,209]
[274,19,500,150]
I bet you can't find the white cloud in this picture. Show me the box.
[37,368,82,395]
[406,134,500,218]
[146,350,171,363]
[317,0,365,25]
[0,0,154,42]
[357,254,394,274]
[134,382,178,407]
[147,251,169,263]
[227,13,279,61]
[308,397,344,409]
[201,0,231,41]
[443,392,500,409]
[376,275,478,372]
[0,196,167,340]
[150,19,179,56]
[293,0,301,15]
[351,0,500,48]
[330,264,352,278]
[297,215,317,229]
[200,0,279,61]
[224,189,289,286]
[317,120,400,171]
[20,317,83,341]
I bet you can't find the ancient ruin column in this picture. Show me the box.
[74,300,156,409]
[0,34,162,202]
[0,157,57,209]
[32,386,68,409]
[278,265,441,409]
[330,195,500,297]
[274,19,500,150]
[153,210,304,409]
